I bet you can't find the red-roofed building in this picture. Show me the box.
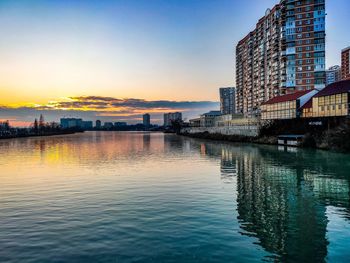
[301,99,313,118]
[261,90,318,120]
[309,79,350,117]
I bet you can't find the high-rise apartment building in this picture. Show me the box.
[236,0,326,116]
[326,65,341,85]
[95,120,102,129]
[341,46,350,80]
[163,112,182,127]
[219,87,236,115]
[143,113,151,128]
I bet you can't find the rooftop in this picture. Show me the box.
[314,79,350,98]
[261,90,311,105]
[201,111,222,116]
[301,99,313,110]
[342,46,350,52]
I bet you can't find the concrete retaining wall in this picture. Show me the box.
[181,124,259,137]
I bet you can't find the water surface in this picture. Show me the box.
[0,132,350,262]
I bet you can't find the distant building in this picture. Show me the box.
[220,87,236,115]
[326,66,341,85]
[104,122,114,129]
[189,118,201,127]
[60,118,83,129]
[95,120,102,129]
[260,90,318,120]
[164,112,182,127]
[82,121,93,130]
[342,46,350,80]
[143,113,150,128]
[114,122,127,127]
[200,111,222,127]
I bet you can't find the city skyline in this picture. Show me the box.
[0,0,349,126]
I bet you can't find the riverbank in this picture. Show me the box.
[180,121,350,153]
[0,130,82,140]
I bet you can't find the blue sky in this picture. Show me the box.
[0,0,349,125]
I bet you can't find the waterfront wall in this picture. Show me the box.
[181,124,259,137]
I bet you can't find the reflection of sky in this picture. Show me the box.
[205,141,350,261]
[1,133,350,261]
[326,206,350,261]
[0,0,349,124]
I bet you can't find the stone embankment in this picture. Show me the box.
[180,117,350,152]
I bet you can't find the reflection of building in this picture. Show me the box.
[142,133,151,150]
[199,141,350,262]
[163,112,182,127]
[326,65,341,85]
[342,46,350,80]
[220,147,237,182]
[236,150,328,262]
[220,87,236,115]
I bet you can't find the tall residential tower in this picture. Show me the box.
[236,0,326,116]
[219,87,236,115]
[341,46,350,80]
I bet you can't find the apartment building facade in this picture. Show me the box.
[326,65,341,85]
[219,87,236,115]
[236,0,326,116]
[163,112,182,127]
[342,46,350,80]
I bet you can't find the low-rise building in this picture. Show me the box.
[114,122,127,127]
[82,121,93,130]
[310,79,350,117]
[60,118,83,129]
[104,122,114,129]
[95,120,102,129]
[189,118,201,127]
[200,111,221,127]
[261,90,318,120]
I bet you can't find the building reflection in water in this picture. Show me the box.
[198,141,350,262]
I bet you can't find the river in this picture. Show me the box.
[0,131,349,262]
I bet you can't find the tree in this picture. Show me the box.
[39,114,45,130]
[4,120,10,130]
[171,119,182,134]
[34,118,39,133]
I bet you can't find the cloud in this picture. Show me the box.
[48,96,217,111]
[0,96,219,126]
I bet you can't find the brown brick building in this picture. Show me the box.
[236,0,326,116]
[342,46,350,80]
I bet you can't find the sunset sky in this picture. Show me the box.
[0,0,349,126]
